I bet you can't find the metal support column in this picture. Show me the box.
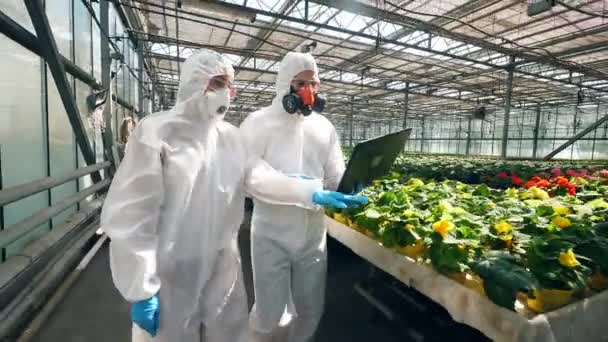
[24,0,101,184]
[457,117,462,153]
[591,102,600,160]
[544,114,608,160]
[151,83,156,112]
[501,56,515,159]
[571,104,579,160]
[402,82,409,129]
[100,0,116,174]
[420,117,425,153]
[175,1,181,79]
[465,116,473,155]
[349,96,354,147]
[138,47,144,117]
[532,104,541,159]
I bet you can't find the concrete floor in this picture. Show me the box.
[31,212,489,342]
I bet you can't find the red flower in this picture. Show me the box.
[600,170,608,178]
[551,168,562,176]
[497,172,508,179]
[531,176,542,182]
[524,181,536,188]
[566,169,577,177]
[537,179,550,188]
[567,184,577,195]
[555,176,569,186]
[511,175,522,186]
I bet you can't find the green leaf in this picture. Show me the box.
[586,198,608,209]
[473,184,490,197]
[536,205,554,217]
[471,251,538,310]
[575,237,608,274]
[594,222,608,238]
[429,237,470,274]
[380,226,399,247]
[364,208,382,219]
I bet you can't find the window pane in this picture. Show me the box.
[48,73,77,228]
[75,81,95,201]
[92,16,102,81]
[0,37,48,259]
[0,0,34,32]
[74,0,92,74]
[47,0,72,58]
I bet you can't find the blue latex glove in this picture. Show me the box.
[131,293,160,337]
[312,190,368,209]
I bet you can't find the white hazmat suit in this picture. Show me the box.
[101,50,323,342]
[241,52,346,342]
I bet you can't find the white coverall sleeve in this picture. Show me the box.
[245,156,322,209]
[323,129,346,191]
[240,115,322,209]
[101,138,163,302]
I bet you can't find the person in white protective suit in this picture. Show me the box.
[101,49,335,342]
[241,51,367,342]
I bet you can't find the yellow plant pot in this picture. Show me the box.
[333,213,349,225]
[445,272,486,297]
[351,223,364,233]
[462,273,486,297]
[397,240,425,259]
[446,272,466,284]
[364,230,376,239]
[589,273,608,291]
[526,289,574,313]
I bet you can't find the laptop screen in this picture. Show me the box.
[337,129,411,194]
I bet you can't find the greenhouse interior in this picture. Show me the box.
[1,0,607,341]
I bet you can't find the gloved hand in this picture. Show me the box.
[312,190,368,209]
[131,293,160,337]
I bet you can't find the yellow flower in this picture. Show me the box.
[486,202,497,209]
[559,249,580,268]
[433,219,454,239]
[404,224,416,231]
[494,221,513,235]
[530,186,550,200]
[409,178,424,188]
[505,188,518,197]
[572,177,588,185]
[552,216,572,229]
[553,206,570,216]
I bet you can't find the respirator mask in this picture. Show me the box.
[196,88,231,119]
[282,85,326,116]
